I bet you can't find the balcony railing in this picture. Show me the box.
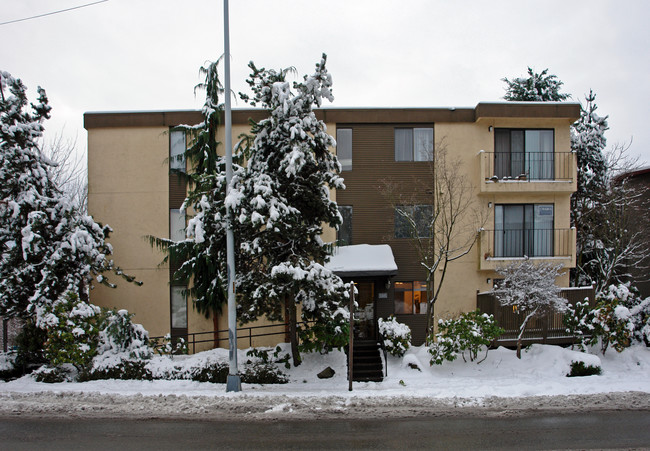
[481,228,573,260]
[480,151,574,182]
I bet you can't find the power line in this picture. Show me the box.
[0,1,109,26]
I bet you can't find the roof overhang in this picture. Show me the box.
[325,244,398,278]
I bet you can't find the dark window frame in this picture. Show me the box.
[494,128,555,180]
[494,203,554,257]
[394,127,434,162]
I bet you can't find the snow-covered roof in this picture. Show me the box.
[326,244,398,277]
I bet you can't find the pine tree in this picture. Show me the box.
[570,90,609,286]
[234,54,350,366]
[148,60,248,340]
[0,71,139,321]
[502,67,571,101]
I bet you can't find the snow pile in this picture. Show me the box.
[1,344,649,419]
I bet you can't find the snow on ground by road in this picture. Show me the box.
[1,344,649,420]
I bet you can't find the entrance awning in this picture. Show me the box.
[326,244,398,278]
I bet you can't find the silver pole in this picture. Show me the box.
[224,0,241,393]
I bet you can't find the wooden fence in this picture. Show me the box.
[476,286,595,346]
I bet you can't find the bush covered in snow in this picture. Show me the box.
[77,348,288,384]
[378,316,411,357]
[0,351,19,380]
[97,309,152,360]
[591,295,634,355]
[564,284,648,355]
[31,292,154,376]
[37,292,102,370]
[428,310,504,365]
[564,299,596,352]
[567,360,602,377]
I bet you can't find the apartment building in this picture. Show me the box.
[84,102,580,348]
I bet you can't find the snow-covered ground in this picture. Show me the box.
[1,344,649,420]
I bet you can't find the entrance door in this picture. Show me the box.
[354,282,376,339]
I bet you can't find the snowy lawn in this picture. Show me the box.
[1,344,649,419]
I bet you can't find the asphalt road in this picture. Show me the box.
[0,410,649,450]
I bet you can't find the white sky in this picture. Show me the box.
[2,0,649,167]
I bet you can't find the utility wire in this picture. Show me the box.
[0,0,108,26]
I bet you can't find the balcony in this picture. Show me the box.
[478,228,576,271]
[478,151,576,194]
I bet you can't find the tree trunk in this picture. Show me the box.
[288,298,301,367]
[517,311,537,359]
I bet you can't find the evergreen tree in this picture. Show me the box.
[234,54,350,366]
[570,90,609,286]
[0,71,140,321]
[148,60,247,339]
[502,67,571,101]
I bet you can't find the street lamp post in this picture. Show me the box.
[223,0,241,393]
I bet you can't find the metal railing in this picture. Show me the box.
[477,286,595,345]
[482,228,572,259]
[151,321,314,354]
[481,151,574,182]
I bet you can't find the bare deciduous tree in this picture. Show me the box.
[381,141,486,334]
[42,131,87,213]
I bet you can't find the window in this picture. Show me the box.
[170,286,187,329]
[494,204,554,257]
[170,129,186,172]
[395,128,433,161]
[337,128,352,171]
[394,281,427,314]
[337,206,353,246]
[494,129,554,180]
[169,209,186,242]
[395,205,432,238]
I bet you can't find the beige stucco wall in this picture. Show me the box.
[88,126,172,337]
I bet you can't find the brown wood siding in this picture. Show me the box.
[395,314,429,345]
[337,124,433,282]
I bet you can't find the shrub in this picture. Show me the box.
[242,362,288,384]
[246,346,291,369]
[298,318,349,354]
[150,334,188,355]
[591,298,633,355]
[33,364,78,383]
[14,319,47,371]
[98,309,153,360]
[79,359,153,382]
[563,299,596,351]
[567,360,602,377]
[37,292,102,371]
[378,316,411,357]
[428,310,504,365]
[0,352,20,381]
[629,297,650,346]
[186,361,230,383]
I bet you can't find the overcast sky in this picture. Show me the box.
[2,0,649,167]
